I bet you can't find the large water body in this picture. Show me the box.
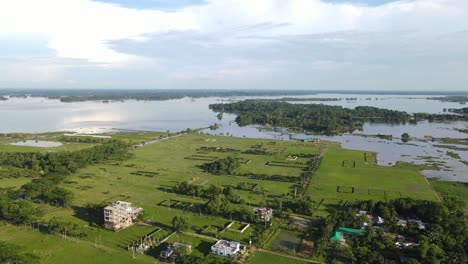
[0,94,467,181]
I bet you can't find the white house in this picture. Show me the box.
[211,240,240,258]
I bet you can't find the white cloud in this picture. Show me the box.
[1,0,467,65]
[0,0,468,90]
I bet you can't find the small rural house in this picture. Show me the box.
[211,240,241,258]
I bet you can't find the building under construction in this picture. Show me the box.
[104,201,143,231]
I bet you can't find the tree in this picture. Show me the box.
[172,216,188,232]
[402,133,410,143]
[1,200,40,224]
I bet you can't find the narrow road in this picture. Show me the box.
[134,133,184,148]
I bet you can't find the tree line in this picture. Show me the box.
[210,100,468,134]
[0,140,131,225]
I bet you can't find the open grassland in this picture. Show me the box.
[429,179,468,207]
[0,225,153,264]
[248,251,308,264]
[1,133,441,263]
[307,145,439,203]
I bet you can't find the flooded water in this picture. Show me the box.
[10,140,63,148]
[0,94,467,181]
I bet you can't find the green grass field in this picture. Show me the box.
[248,251,307,264]
[0,132,441,263]
[307,145,439,203]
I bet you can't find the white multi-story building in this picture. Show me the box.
[211,240,240,258]
[103,201,142,231]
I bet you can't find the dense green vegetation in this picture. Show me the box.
[210,100,413,134]
[0,241,39,264]
[0,140,130,218]
[201,157,241,175]
[448,107,468,114]
[430,179,468,207]
[1,89,319,103]
[210,100,468,134]
[429,96,468,103]
[314,198,466,263]
[402,133,410,143]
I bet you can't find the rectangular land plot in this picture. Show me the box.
[307,145,439,201]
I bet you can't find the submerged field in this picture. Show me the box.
[0,132,441,263]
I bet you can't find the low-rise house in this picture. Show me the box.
[104,201,143,231]
[374,216,385,225]
[330,227,365,242]
[211,240,241,258]
[160,242,192,261]
[253,207,273,223]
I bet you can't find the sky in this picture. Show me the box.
[0,0,467,91]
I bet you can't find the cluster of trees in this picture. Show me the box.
[429,96,468,103]
[413,112,468,122]
[173,183,241,204]
[210,100,468,134]
[172,216,189,232]
[448,107,468,114]
[210,101,414,134]
[48,217,87,238]
[314,198,466,263]
[402,133,411,143]
[0,241,39,264]
[200,157,241,175]
[0,140,129,207]
[0,140,130,175]
[58,136,110,144]
[2,89,318,103]
[0,199,41,224]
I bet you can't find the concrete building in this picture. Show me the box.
[211,240,240,258]
[253,207,273,223]
[104,201,142,231]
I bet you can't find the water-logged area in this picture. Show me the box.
[10,140,63,148]
[0,94,467,181]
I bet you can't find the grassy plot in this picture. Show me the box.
[248,251,308,264]
[429,179,468,207]
[307,145,438,201]
[0,226,153,264]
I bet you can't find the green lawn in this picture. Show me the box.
[248,251,307,264]
[0,226,153,264]
[307,145,439,201]
[429,179,468,206]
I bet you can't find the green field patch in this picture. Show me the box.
[248,251,308,264]
[200,225,222,237]
[235,182,258,191]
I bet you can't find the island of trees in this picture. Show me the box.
[209,100,468,134]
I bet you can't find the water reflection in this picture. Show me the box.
[0,95,466,182]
